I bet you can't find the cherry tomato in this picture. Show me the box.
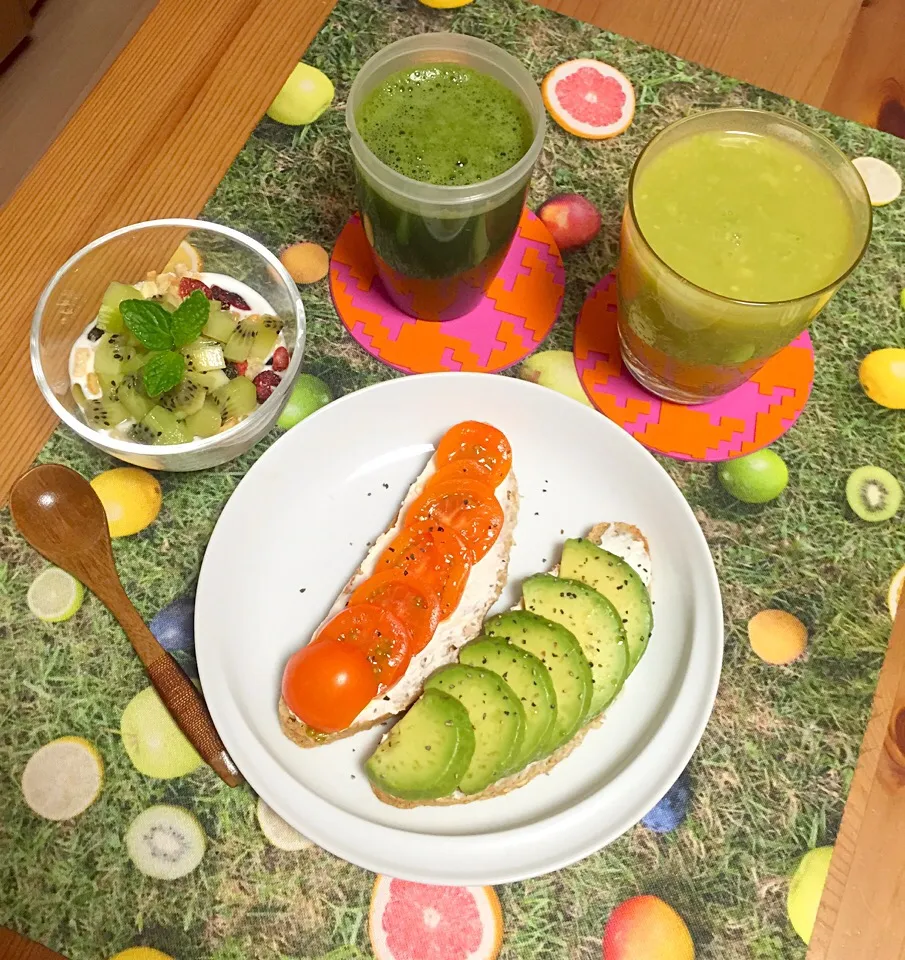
[379,521,472,619]
[424,458,495,491]
[281,638,377,733]
[314,603,411,691]
[405,478,504,563]
[435,421,512,487]
[349,569,441,654]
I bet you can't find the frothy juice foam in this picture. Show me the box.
[357,64,533,186]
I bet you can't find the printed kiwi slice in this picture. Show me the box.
[118,373,156,421]
[125,804,206,880]
[184,398,222,438]
[159,379,206,419]
[846,466,903,522]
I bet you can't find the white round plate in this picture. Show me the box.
[195,373,722,885]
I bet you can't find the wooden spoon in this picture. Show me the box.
[9,463,242,787]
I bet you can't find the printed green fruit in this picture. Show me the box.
[717,449,788,503]
[277,374,332,429]
[267,63,335,126]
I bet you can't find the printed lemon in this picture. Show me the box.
[787,846,833,944]
[109,949,174,960]
[21,736,104,820]
[90,467,162,538]
[162,239,202,274]
[748,609,808,665]
[888,564,905,620]
[267,63,334,126]
[27,566,84,622]
[859,348,905,408]
[418,0,474,7]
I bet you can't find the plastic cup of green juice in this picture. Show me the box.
[346,34,545,321]
[617,109,872,403]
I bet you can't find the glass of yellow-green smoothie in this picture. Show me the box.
[618,109,872,403]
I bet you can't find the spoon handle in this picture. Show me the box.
[100,581,243,787]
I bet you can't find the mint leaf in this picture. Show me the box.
[169,290,211,348]
[143,350,186,397]
[121,299,174,351]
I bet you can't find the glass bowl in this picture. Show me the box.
[31,219,305,471]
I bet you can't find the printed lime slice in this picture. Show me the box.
[27,567,85,622]
[256,797,312,851]
[852,156,902,206]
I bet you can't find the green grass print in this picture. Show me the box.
[3,0,905,957]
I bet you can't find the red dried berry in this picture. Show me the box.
[271,346,290,372]
[253,370,282,403]
[210,285,251,311]
[234,361,248,377]
[178,277,211,298]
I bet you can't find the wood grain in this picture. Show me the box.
[0,928,67,960]
[538,0,864,107]
[823,0,905,137]
[807,608,905,959]
[0,0,333,504]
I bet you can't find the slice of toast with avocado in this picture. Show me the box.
[366,522,653,807]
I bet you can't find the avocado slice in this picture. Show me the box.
[522,574,628,717]
[365,689,475,801]
[560,538,653,672]
[425,664,525,793]
[460,636,557,767]
[484,610,591,751]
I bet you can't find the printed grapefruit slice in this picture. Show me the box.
[542,59,635,139]
[369,875,503,960]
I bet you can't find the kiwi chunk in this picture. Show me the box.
[185,398,223,438]
[223,318,258,363]
[846,466,903,522]
[186,369,230,391]
[118,373,156,420]
[182,337,225,372]
[95,334,147,377]
[77,392,129,430]
[140,406,191,444]
[97,282,142,334]
[249,326,279,363]
[213,376,257,420]
[202,303,238,343]
[159,379,206,419]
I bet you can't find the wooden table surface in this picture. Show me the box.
[0,0,903,957]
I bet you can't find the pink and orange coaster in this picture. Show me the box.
[573,273,815,462]
[330,208,565,373]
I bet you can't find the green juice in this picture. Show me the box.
[618,123,866,400]
[355,63,535,319]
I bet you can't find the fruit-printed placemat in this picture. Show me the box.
[3,0,905,958]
